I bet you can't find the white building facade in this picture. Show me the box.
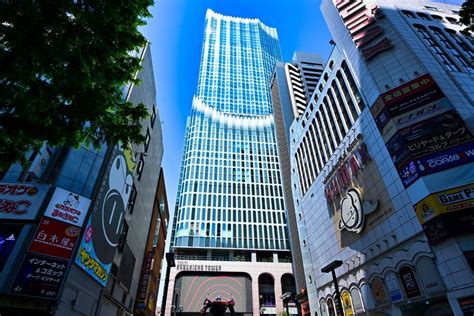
[291,0,474,315]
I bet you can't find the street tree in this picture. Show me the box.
[0,0,153,169]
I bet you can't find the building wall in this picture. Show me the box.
[290,0,473,314]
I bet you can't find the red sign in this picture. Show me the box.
[138,251,154,302]
[29,217,81,260]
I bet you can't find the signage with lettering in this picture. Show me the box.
[416,257,444,294]
[384,271,403,302]
[10,253,67,299]
[0,183,50,221]
[176,261,222,272]
[422,206,474,245]
[324,137,371,201]
[398,140,474,187]
[349,288,365,313]
[334,0,392,60]
[137,251,154,304]
[0,224,23,272]
[386,110,472,168]
[398,266,421,298]
[75,144,135,287]
[459,296,474,314]
[43,187,91,227]
[29,217,81,260]
[415,183,474,224]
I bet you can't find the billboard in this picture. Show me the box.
[398,140,474,187]
[0,224,23,271]
[75,144,135,286]
[29,217,81,260]
[0,182,50,221]
[43,187,91,227]
[10,253,67,299]
[415,183,474,224]
[422,206,474,245]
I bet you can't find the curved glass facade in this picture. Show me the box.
[172,10,289,251]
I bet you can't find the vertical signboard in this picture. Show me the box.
[75,144,134,286]
[398,266,422,298]
[371,277,389,306]
[384,271,403,302]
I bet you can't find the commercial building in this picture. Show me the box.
[166,9,296,316]
[0,44,167,316]
[290,0,474,315]
[271,52,324,316]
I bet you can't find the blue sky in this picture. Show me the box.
[140,0,464,209]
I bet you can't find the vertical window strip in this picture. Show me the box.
[309,121,324,172]
[302,136,317,184]
[341,62,366,112]
[430,27,473,72]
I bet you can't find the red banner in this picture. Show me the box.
[29,217,81,260]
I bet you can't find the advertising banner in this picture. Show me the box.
[29,217,81,260]
[137,251,154,303]
[371,74,445,121]
[371,277,389,306]
[0,224,23,272]
[0,183,50,221]
[398,140,474,187]
[398,266,421,299]
[415,183,474,224]
[422,207,474,245]
[386,110,472,167]
[385,271,403,302]
[10,253,67,299]
[341,291,354,316]
[74,144,134,286]
[43,187,91,227]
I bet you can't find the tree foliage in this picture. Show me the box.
[459,0,474,33]
[0,0,153,169]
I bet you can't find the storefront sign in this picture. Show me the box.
[324,138,371,201]
[371,277,389,306]
[0,224,23,271]
[43,187,90,227]
[326,297,336,316]
[334,0,392,60]
[422,207,474,245]
[137,251,154,302]
[176,261,222,272]
[75,144,134,287]
[29,217,81,260]
[10,253,67,299]
[371,74,445,120]
[350,288,365,313]
[398,266,421,298]
[398,140,474,187]
[459,296,474,314]
[386,110,472,167]
[416,257,444,294]
[341,291,354,316]
[339,187,378,233]
[384,271,403,302]
[0,183,50,221]
[415,183,474,224]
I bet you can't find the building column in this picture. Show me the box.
[252,271,261,315]
[164,267,178,315]
[274,273,284,314]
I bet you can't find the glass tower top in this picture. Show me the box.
[172,10,289,252]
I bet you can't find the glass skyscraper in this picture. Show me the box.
[166,10,296,316]
[172,9,289,253]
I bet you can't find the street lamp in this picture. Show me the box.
[160,252,176,315]
[280,291,292,315]
[321,260,343,316]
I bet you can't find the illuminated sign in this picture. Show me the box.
[0,224,22,271]
[0,183,50,221]
[415,183,474,224]
[43,187,91,227]
[334,0,392,60]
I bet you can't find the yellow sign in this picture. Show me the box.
[341,291,354,316]
[415,183,474,224]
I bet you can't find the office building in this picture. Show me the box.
[0,44,166,316]
[165,9,296,316]
[290,0,473,315]
[271,52,324,316]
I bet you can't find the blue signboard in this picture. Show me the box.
[399,140,474,187]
